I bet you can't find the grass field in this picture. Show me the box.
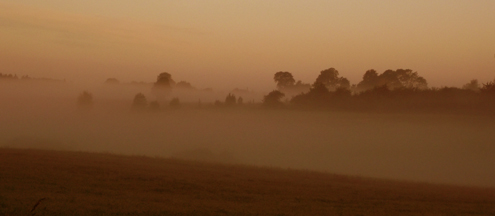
[1,148,494,215]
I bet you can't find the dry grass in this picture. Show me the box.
[1,148,494,216]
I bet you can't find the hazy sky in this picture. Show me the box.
[1,1,494,91]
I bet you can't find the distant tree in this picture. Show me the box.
[380,69,427,89]
[132,93,148,111]
[152,72,175,101]
[395,69,427,89]
[263,90,285,107]
[0,73,18,80]
[357,69,427,91]
[291,83,331,106]
[274,71,296,90]
[480,81,495,95]
[463,79,480,92]
[77,91,93,109]
[313,68,350,91]
[169,97,180,108]
[225,93,237,106]
[356,69,379,92]
[237,97,244,105]
[104,78,120,85]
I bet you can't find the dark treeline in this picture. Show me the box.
[5,69,494,114]
[0,73,65,82]
[266,68,495,114]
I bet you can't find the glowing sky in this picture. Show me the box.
[1,1,494,90]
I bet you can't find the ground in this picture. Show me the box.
[1,148,494,216]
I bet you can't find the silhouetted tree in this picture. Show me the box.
[313,68,350,90]
[357,69,427,91]
[272,72,311,97]
[394,69,427,89]
[480,81,495,95]
[263,90,285,107]
[77,91,93,109]
[237,97,244,105]
[132,93,147,111]
[356,69,379,92]
[225,93,237,106]
[463,79,480,92]
[152,72,175,101]
[274,71,295,90]
[291,83,331,106]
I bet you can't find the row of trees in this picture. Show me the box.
[0,73,65,82]
[274,68,428,94]
[76,69,494,114]
[265,68,495,114]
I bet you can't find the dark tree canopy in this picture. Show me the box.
[394,69,427,89]
[313,68,350,91]
[225,93,237,106]
[155,72,175,87]
[274,71,296,89]
[462,79,480,92]
[291,83,331,106]
[357,69,427,91]
[152,72,175,101]
[356,69,379,91]
[263,90,285,107]
[480,81,495,95]
[273,72,311,97]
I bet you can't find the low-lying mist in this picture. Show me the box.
[1,81,494,188]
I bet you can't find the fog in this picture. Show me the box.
[1,81,494,188]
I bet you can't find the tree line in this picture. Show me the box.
[70,68,495,114]
[265,68,495,114]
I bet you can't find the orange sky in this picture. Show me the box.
[1,1,494,91]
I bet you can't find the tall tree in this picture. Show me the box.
[152,72,175,101]
[357,69,428,91]
[357,69,379,91]
[274,71,295,89]
[263,90,285,107]
[313,68,350,91]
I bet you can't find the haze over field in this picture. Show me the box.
[1,1,494,90]
[1,1,495,191]
[1,82,495,188]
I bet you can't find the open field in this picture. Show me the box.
[1,148,495,215]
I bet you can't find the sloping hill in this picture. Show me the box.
[1,148,494,215]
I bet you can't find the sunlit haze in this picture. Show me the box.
[2,2,495,214]
[1,1,494,91]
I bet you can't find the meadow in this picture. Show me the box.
[1,148,495,216]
